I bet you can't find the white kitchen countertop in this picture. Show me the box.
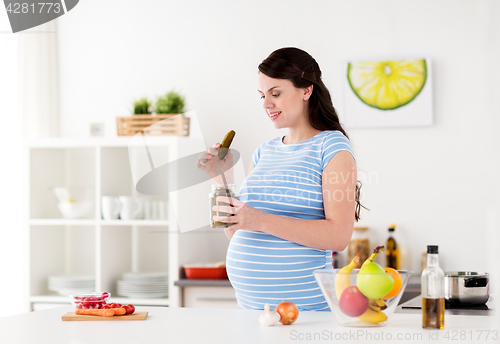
[0,306,498,344]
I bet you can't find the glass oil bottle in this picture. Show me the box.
[421,245,445,329]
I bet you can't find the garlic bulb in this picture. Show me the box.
[259,303,281,327]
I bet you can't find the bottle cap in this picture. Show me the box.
[427,245,438,254]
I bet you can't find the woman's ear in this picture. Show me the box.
[303,85,313,101]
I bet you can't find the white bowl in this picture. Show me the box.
[58,201,93,219]
[53,187,93,203]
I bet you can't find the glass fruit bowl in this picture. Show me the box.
[313,269,412,327]
[70,292,110,310]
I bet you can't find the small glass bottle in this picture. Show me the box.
[386,224,400,270]
[348,227,370,267]
[209,184,239,228]
[421,252,427,273]
[421,245,445,329]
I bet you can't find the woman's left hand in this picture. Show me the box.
[212,196,265,232]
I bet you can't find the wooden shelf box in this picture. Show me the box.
[116,115,190,136]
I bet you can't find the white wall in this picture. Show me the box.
[57,0,500,275]
[0,11,24,317]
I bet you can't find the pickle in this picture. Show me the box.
[211,186,238,228]
[218,130,236,160]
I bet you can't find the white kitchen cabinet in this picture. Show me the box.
[25,137,228,311]
[183,286,237,309]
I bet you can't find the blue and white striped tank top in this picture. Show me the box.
[226,130,355,311]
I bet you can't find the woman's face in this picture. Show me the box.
[257,73,312,129]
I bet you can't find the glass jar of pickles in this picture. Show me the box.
[209,184,239,228]
[348,227,370,267]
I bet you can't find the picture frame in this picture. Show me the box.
[342,58,433,128]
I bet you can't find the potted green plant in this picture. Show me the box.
[117,91,189,137]
[133,98,152,115]
[154,91,186,115]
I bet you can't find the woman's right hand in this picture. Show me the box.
[195,143,234,185]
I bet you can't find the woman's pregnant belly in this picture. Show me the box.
[226,229,332,311]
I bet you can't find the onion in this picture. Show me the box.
[275,300,299,325]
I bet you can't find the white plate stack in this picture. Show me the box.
[117,272,168,298]
[48,275,95,296]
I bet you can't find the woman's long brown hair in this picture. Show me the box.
[258,47,368,221]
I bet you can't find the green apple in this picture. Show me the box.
[356,262,394,299]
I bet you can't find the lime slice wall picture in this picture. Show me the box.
[343,58,433,128]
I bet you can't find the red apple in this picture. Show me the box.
[339,286,369,317]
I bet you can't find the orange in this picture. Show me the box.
[383,267,402,299]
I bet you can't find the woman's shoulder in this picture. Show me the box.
[320,130,351,145]
[319,130,356,166]
[321,130,349,139]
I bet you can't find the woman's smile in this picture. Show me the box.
[269,111,282,121]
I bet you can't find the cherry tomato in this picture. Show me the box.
[123,305,135,315]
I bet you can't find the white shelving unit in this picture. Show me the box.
[25,136,228,311]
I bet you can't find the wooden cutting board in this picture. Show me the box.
[62,311,148,321]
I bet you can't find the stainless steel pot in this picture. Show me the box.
[444,271,489,305]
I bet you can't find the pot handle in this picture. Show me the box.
[463,276,489,288]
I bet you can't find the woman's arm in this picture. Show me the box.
[218,151,356,251]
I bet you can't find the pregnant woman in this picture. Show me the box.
[196,47,364,311]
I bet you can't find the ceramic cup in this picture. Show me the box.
[101,196,121,220]
[119,196,143,220]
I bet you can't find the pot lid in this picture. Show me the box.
[444,271,489,277]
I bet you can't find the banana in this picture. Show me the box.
[357,307,388,323]
[356,245,388,323]
[368,298,387,312]
[334,255,360,300]
[361,245,385,268]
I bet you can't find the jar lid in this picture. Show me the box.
[427,245,438,254]
[211,183,237,191]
